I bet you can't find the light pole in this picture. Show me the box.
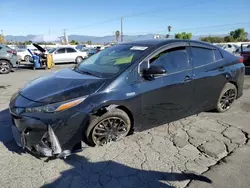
[121,17,123,42]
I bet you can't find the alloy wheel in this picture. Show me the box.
[219,88,236,110]
[76,57,83,63]
[92,117,129,146]
[0,61,10,74]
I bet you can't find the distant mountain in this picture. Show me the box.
[5,35,36,42]
[58,34,158,43]
[4,34,160,44]
[4,33,250,44]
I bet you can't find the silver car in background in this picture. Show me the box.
[49,47,88,64]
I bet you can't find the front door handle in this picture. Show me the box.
[184,75,192,82]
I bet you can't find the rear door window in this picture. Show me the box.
[150,46,190,74]
[191,47,215,67]
[66,48,77,53]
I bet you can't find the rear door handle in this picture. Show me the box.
[184,75,192,82]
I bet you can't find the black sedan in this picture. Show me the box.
[9,39,245,158]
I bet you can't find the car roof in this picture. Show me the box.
[121,39,215,48]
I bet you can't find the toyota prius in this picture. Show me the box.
[9,39,245,158]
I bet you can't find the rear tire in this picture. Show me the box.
[216,83,237,113]
[0,60,11,74]
[84,108,131,147]
[75,56,83,64]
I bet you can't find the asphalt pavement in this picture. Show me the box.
[0,65,249,188]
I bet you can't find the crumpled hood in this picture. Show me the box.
[19,68,106,103]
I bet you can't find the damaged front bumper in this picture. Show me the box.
[12,124,66,157]
[10,111,88,158]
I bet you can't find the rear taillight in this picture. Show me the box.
[7,50,17,55]
[238,57,244,63]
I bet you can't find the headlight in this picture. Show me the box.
[10,90,19,102]
[24,96,87,113]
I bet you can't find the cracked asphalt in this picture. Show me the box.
[0,65,250,188]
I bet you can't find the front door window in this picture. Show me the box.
[150,46,190,74]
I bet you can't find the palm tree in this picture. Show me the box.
[168,26,172,33]
[166,26,172,38]
[115,31,120,43]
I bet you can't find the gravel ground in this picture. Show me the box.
[0,65,249,188]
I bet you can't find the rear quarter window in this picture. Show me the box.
[214,49,223,61]
[191,47,215,67]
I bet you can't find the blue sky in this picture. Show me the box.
[0,0,250,36]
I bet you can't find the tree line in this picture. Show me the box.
[200,28,249,43]
[165,27,248,42]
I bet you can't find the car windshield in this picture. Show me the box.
[48,48,57,53]
[74,44,148,78]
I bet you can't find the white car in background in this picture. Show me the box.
[17,48,40,62]
[49,47,88,64]
[216,44,239,54]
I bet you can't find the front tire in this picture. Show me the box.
[216,83,237,113]
[0,60,11,74]
[75,56,83,64]
[85,108,131,147]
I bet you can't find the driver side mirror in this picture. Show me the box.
[143,65,166,79]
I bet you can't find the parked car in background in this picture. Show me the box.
[216,44,239,54]
[241,44,250,66]
[86,48,98,56]
[234,46,242,56]
[0,44,17,74]
[75,44,87,51]
[95,46,101,52]
[49,47,88,63]
[9,39,245,158]
[17,48,40,62]
[79,47,90,52]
